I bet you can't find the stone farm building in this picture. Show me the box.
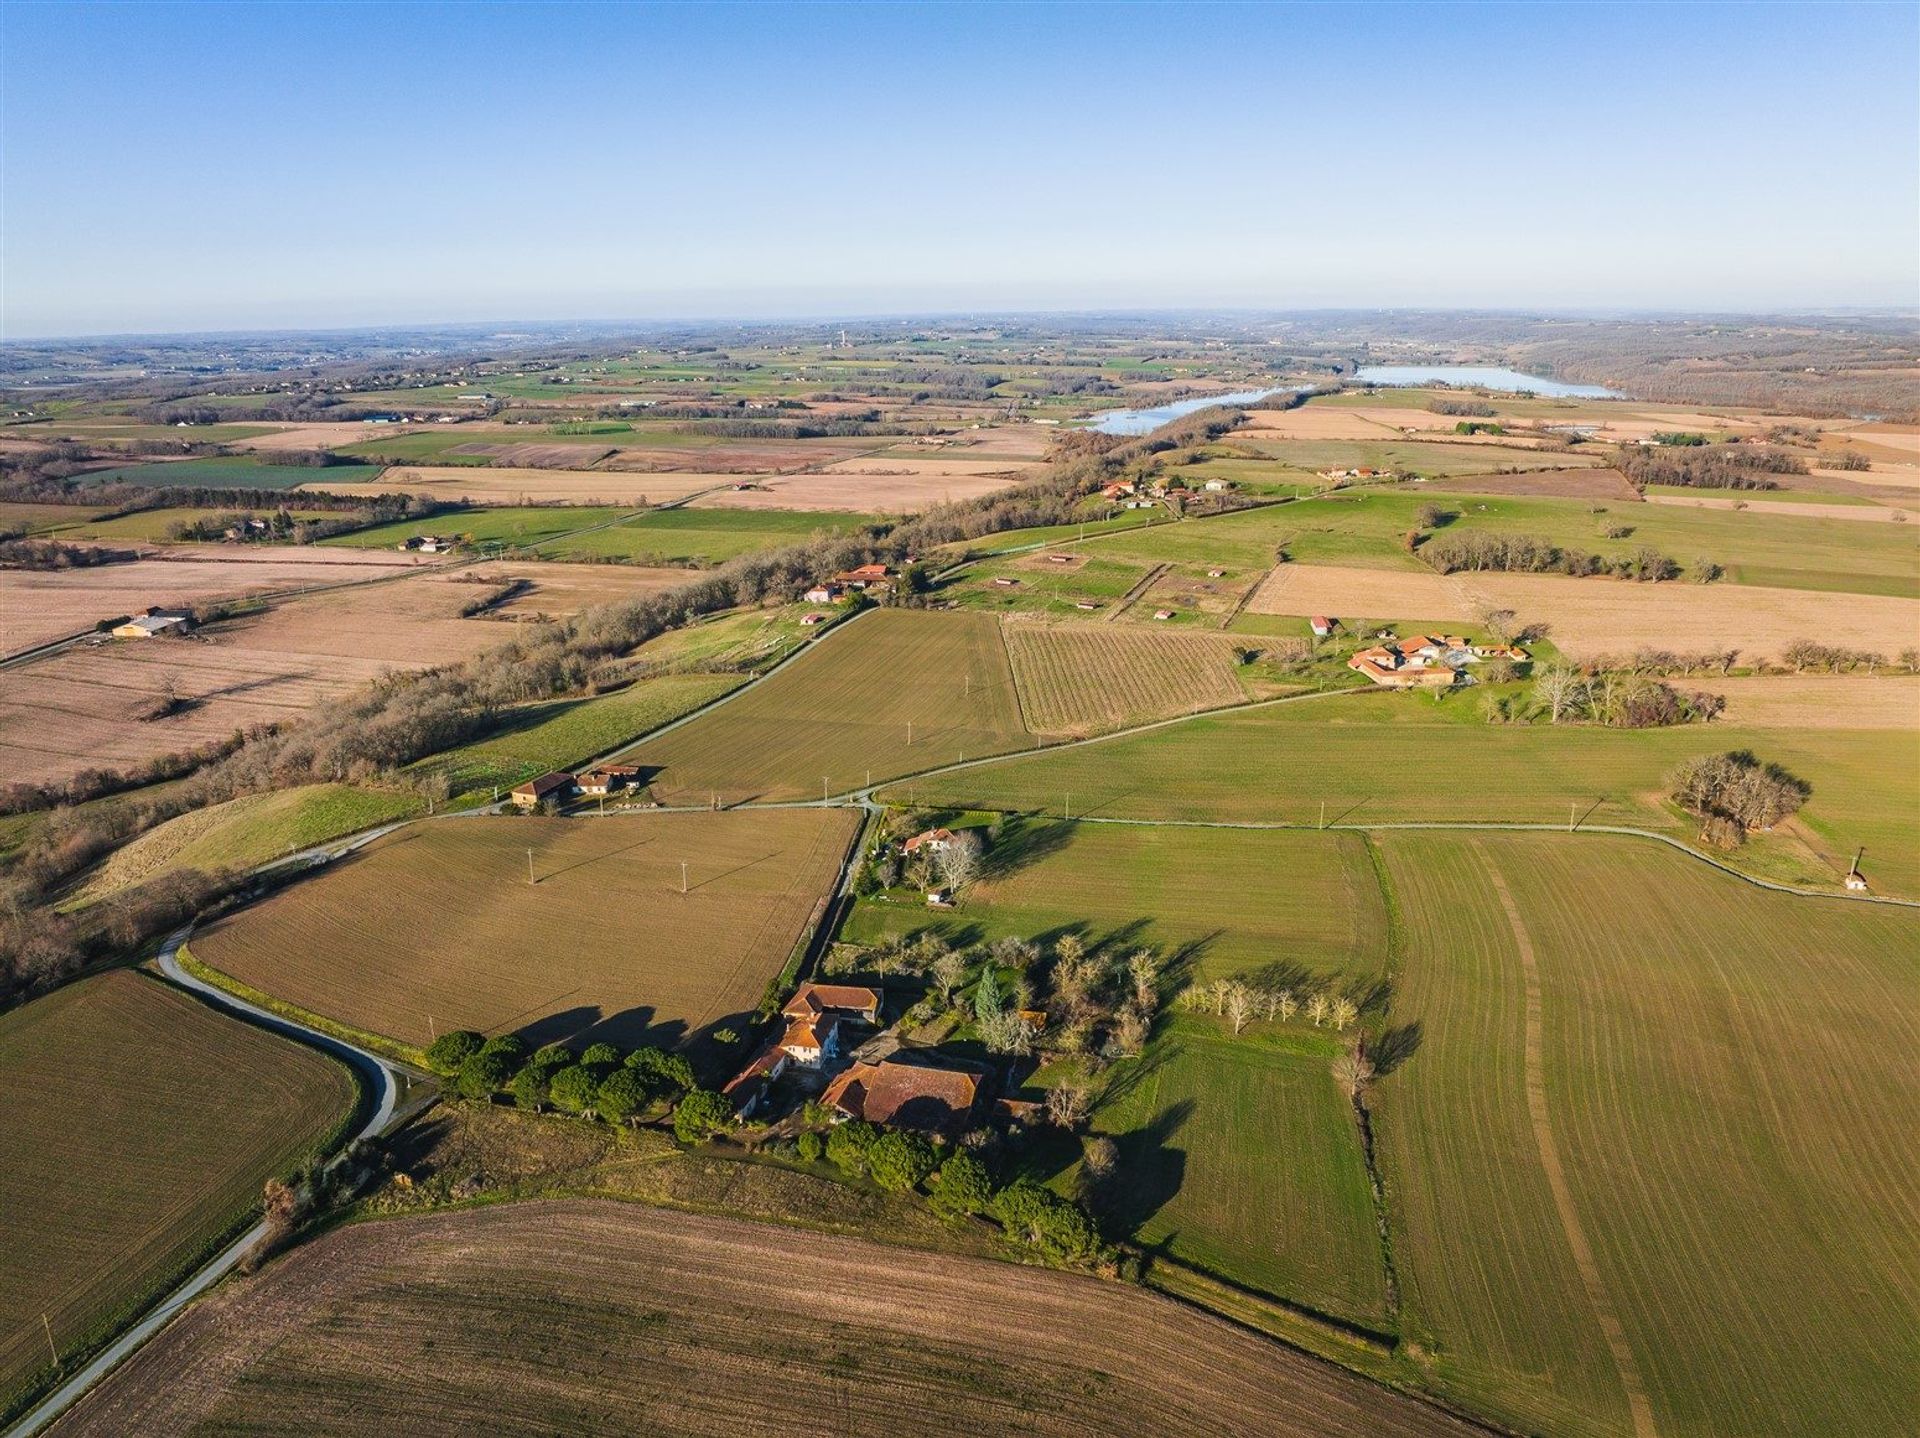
[1348,634,1528,689]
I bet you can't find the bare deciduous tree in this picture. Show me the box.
[1306,992,1331,1027]
[1224,982,1255,1035]
[1045,1080,1091,1131]
[1329,995,1358,1030]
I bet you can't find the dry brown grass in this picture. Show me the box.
[1427,468,1642,501]
[1708,674,1920,728]
[1248,563,1474,626]
[1645,494,1912,523]
[192,809,858,1052]
[49,1201,1478,1438]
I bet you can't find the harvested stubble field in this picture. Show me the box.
[191,809,858,1054]
[0,970,354,1417]
[1422,467,1641,501]
[1643,492,1911,522]
[1091,1023,1388,1330]
[1708,673,1920,728]
[1371,832,1920,1438]
[307,466,726,506]
[841,819,1387,983]
[454,560,692,618]
[687,462,1027,513]
[1245,561,1920,663]
[0,548,422,654]
[631,609,1035,804]
[884,694,1920,898]
[49,1201,1480,1438]
[0,571,506,786]
[1003,620,1253,735]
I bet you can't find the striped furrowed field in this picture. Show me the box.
[51,1202,1477,1438]
[0,971,354,1419]
[1003,621,1252,736]
[1091,1023,1389,1331]
[191,810,857,1061]
[840,819,1387,984]
[630,609,1034,805]
[1370,831,1920,1437]
[885,691,1920,899]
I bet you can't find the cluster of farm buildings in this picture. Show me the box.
[509,764,645,807]
[1335,622,1529,688]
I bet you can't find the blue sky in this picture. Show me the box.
[4,1,1916,336]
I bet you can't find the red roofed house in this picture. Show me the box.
[1310,615,1335,637]
[833,564,891,590]
[803,583,841,604]
[509,772,576,807]
[784,982,882,1025]
[902,827,954,855]
[821,1058,981,1134]
[577,764,641,796]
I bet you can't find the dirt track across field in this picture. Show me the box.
[51,1201,1484,1438]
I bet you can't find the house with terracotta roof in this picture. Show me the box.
[821,1057,982,1134]
[902,827,954,856]
[509,771,577,807]
[832,563,891,590]
[577,763,641,796]
[1347,634,1529,689]
[783,982,881,1025]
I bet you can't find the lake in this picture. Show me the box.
[1087,386,1308,435]
[1350,365,1621,399]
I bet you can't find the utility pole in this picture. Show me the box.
[824,775,830,805]
[527,848,535,885]
[1065,791,1071,820]
[907,719,914,745]
[681,860,689,894]
[43,1314,57,1369]
[1569,800,1577,833]
[1319,800,1326,831]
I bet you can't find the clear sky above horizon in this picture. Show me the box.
[4,0,1916,338]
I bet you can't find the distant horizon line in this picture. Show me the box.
[6,302,1919,348]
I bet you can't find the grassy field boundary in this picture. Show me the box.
[173,941,429,1069]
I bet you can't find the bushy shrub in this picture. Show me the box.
[672,1088,733,1144]
[930,1151,994,1215]
[825,1119,880,1174]
[867,1131,938,1192]
[425,1030,485,1076]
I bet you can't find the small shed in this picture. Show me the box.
[1310,616,1335,637]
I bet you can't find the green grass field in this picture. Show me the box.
[840,819,1386,982]
[322,505,633,550]
[631,609,1035,804]
[1072,489,1918,595]
[40,506,341,543]
[73,784,423,905]
[0,970,355,1418]
[942,553,1156,616]
[1218,439,1605,478]
[1370,831,1920,1437]
[79,459,385,490]
[534,508,879,565]
[0,501,111,536]
[409,672,745,801]
[1090,1021,1389,1331]
[884,690,1920,898]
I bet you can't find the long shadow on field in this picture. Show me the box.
[1368,1020,1423,1077]
[978,814,1077,882]
[684,849,780,892]
[1105,1097,1195,1237]
[535,834,659,884]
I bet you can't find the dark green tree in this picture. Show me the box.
[580,1041,623,1073]
[673,1088,734,1144]
[455,1046,521,1099]
[825,1119,880,1174]
[930,1150,994,1215]
[548,1064,601,1115]
[425,1030,484,1076]
[509,1063,551,1112]
[867,1130,938,1192]
[796,1130,824,1163]
[595,1068,649,1124]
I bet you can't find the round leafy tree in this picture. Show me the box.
[424,1030,485,1076]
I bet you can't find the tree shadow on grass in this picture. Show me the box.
[978,813,1078,882]
[1368,1020,1423,1077]
[1103,1097,1195,1236]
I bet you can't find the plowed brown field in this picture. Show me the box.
[50,1201,1481,1438]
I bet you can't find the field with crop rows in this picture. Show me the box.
[0,971,354,1418]
[191,809,857,1060]
[50,1201,1477,1438]
[1003,621,1253,735]
[534,507,878,565]
[631,609,1034,804]
[1090,1023,1388,1330]
[885,691,1920,898]
[324,505,634,550]
[1370,832,1920,1437]
[841,819,1386,983]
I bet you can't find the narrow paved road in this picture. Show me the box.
[6,932,403,1438]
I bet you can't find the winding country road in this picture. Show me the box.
[6,933,403,1438]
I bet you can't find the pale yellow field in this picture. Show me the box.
[231,422,427,452]
[0,573,505,784]
[1710,674,1920,729]
[454,561,690,618]
[1247,561,1920,662]
[1236,409,1407,440]
[1645,494,1913,523]
[0,550,425,653]
[688,464,1026,513]
[305,467,725,506]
